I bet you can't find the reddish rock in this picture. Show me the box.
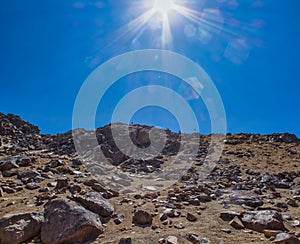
[41,199,103,244]
[132,210,153,227]
[0,212,43,244]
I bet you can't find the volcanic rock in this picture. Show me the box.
[73,192,114,217]
[41,199,103,244]
[241,210,285,233]
[0,212,43,244]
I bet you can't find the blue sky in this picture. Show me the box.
[0,0,299,136]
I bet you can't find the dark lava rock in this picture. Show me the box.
[241,210,285,233]
[41,199,103,244]
[0,212,43,244]
[73,192,114,217]
[229,190,264,208]
[18,169,40,180]
[119,237,132,244]
[55,177,69,190]
[132,210,153,227]
[220,211,241,222]
[26,182,40,190]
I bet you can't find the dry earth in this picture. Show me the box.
[0,112,299,244]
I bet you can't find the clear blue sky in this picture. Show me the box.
[0,0,299,136]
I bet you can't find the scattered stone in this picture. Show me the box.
[55,177,69,190]
[69,184,82,194]
[132,210,153,227]
[119,237,132,244]
[2,169,18,177]
[26,182,40,190]
[241,210,285,233]
[287,198,299,207]
[0,212,43,244]
[18,170,40,180]
[187,212,197,222]
[166,235,178,244]
[2,186,16,194]
[229,216,245,229]
[47,159,64,168]
[41,199,103,244]
[220,211,241,222]
[274,233,300,244]
[229,190,264,208]
[73,192,114,217]
[114,214,125,225]
[174,222,185,229]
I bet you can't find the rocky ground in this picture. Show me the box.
[0,112,300,244]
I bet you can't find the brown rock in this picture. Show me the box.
[220,211,241,222]
[41,199,103,244]
[73,192,114,217]
[263,230,282,238]
[132,210,153,226]
[187,212,197,222]
[0,212,43,244]
[55,177,69,190]
[229,216,245,229]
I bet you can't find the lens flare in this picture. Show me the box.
[153,0,175,15]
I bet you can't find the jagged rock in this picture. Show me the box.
[47,159,65,168]
[2,169,18,177]
[132,210,153,227]
[2,185,16,194]
[229,216,245,229]
[220,211,241,221]
[18,169,40,180]
[241,210,285,233]
[274,233,300,244]
[229,190,263,207]
[73,192,114,217]
[41,199,103,244]
[0,212,43,244]
[185,233,210,243]
[0,156,34,171]
[0,158,19,171]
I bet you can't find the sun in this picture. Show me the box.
[153,0,175,15]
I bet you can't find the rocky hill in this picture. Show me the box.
[0,112,299,244]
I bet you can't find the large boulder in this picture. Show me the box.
[41,199,103,244]
[241,210,285,233]
[73,192,114,217]
[0,212,43,244]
